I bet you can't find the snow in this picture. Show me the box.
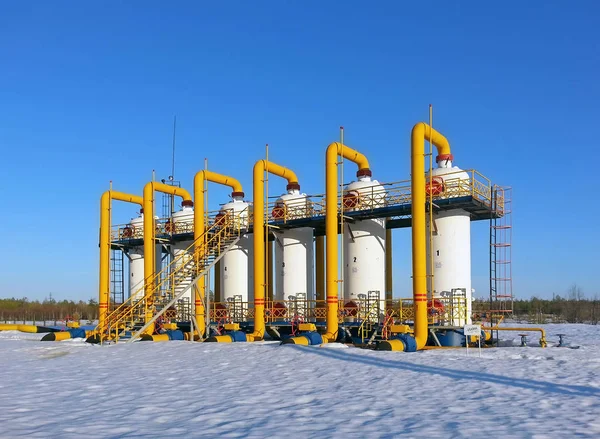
[0,323,599,438]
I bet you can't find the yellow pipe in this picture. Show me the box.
[0,324,20,331]
[481,326,547,347]
[99,190,143,331]
[143,182,192,332]
[193,170,244,338]
[325,142,370,342]
[252,160,299,341]
[385,228,393,312]
[411,123,451,350]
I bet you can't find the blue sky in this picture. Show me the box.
[0,1,598,301]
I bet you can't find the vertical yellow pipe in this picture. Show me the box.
[385,228,393,312]
[143,182,192,330]
[193,170,243,337]
[325,143,370,342]
[252,160,299,341]
[411,122,451,349]
[99,190,143,331]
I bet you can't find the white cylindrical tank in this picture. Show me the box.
[426,153,472,326]
[343,169,387,317]
[171,200,195,312]
[273,183,314,312]
[127,210,162,301]
[219,192,253,309]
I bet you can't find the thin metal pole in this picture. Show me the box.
[339,127,344,305]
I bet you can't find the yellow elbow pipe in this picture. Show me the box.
[99,190,143,331]
[143,182,192,332]
[411,122,451,350]
[252,159,299,341]
[481,326,547,347]
[325,142,371,342]
[193,170,244,338]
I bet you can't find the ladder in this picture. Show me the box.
[93,212,242,343]
[489,186,513,343]
[110,249,124,306]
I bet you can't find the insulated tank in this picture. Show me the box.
[127,210,162,301]
[171,200,195,313]
[343,169,387,316]
[426,153,472,325]
[219,192,253,308]
[273,183,314,310]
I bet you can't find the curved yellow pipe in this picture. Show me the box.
[411,122,451,349]
[325,142,371,342]
[143,182,192,332]
[252,159,299,341]
[481,326,547,347]
[193,170,244,338]
[99,190,143,331]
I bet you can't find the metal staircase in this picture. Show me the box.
[93,212,242,343]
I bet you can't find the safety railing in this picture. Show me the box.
[263,169,496,224]
[95,211,243,343]
[109,170,496,241]
[388,296,468,326]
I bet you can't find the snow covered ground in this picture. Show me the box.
[0,323,599,438]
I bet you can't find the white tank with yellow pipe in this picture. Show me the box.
[273,183,314,309]
[342,169,387,316]
[219,192,253,306]
[426,154,472,326]
[128,211,161,301]
[171,200,195,312]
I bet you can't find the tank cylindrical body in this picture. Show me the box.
[343,171,387,317]
[128,212,162,301]
[274,186,314,310]
[171,200,195,311]
[219,194,253,312]
[426,157,472,325]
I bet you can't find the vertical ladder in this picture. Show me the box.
[489,186,513,344]
[110,249,124,306]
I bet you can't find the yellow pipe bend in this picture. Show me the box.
[99,190,143,331]
[482,326,547,347]
[411,123,451,350]
[193,170,244,338]
[142,182,192,333]
[324,142,371,342]
[252,159,299,341]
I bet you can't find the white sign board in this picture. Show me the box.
[464,324,481,336]
[464,324,482,358]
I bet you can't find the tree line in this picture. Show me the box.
[0,295,98,323]
[474,284,600,325]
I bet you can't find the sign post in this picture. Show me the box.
[464,324,482,357]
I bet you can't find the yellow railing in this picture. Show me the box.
[388,296,468,326]
[109,170,498,241]
[96,211,243,342]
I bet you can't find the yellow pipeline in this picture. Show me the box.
[482,326,547,347]
[252,160,299,341]
[325,142,370,342]
[99,190,143,331]
[411,123,451,350]
[193,170,243,338]
[0,324,20,331]
[143,182,192,331]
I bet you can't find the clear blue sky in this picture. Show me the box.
[0,1,598,302]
